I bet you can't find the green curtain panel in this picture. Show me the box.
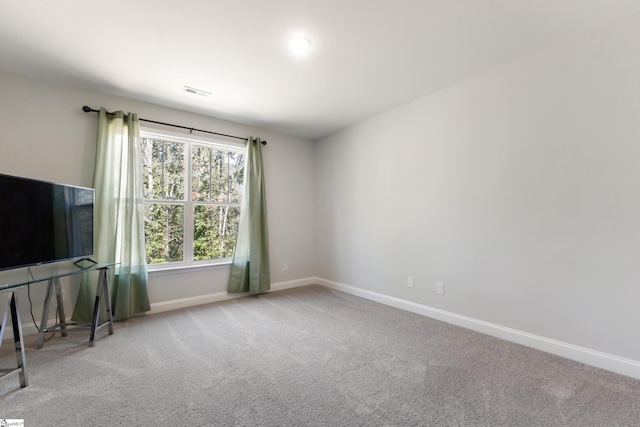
[228,137,270,294]
[72,108,151,321]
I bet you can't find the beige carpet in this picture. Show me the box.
[1,285,640,426]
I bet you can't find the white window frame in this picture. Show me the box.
[140,128,246,272]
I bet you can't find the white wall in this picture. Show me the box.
[315,11,640,366]
[0,70,316,321]
[3,10,640,379]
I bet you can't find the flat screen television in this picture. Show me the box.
[0,174,94,271]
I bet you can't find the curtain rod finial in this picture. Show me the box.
[82,106,92,113]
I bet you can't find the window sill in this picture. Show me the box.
[148,261,232,277]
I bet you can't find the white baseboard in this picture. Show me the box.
[148,291,239,314]
[12,276,636,381]
[3,322,39,341]
[148,276,316,315]
[2,317,78,342]
[315,277,640,380]
[270,276,317,291]
[2,277,317,340]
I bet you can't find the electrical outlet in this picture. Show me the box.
[436,282,444,295]
[283,263,288,272]
[408,276,414,288]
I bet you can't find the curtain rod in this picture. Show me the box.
[82,106,267,145]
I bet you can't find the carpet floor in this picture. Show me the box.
[1,285,640,426]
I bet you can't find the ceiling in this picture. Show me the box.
[2,1,640,140]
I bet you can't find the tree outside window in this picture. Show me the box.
[141,135,244,266]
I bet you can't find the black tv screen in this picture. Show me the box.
[0,174,94,271]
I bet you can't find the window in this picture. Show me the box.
[141,131,245,268]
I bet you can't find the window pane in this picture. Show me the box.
[144,203,184,263]
[141,138,185,200]
[229,152,245,203]
[192,147,244,203]
[193,205,240,260]
[191,145,213,202]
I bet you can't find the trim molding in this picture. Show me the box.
[5,322,47,340]
[148,291,239,315]
[315,277,640,380]
[3,277,317,341]
[148,276,316,315]
[271,276,317,291]
[9,275,638,380]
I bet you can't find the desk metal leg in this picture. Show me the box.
[102,268,114,336]
[10,292,28,387]
[36,278,55,349]
[89,268,114,347]
[54,278,68,337]
[1,291,28,388]
[36,277,67,348]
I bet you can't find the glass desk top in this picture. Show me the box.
[0,262,118,290]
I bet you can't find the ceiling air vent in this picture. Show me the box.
[183,86,211,97]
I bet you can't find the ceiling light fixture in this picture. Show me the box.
[288,36,311,54]
[183,86,211,97]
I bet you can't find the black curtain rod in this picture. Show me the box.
[82,106,266,145]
